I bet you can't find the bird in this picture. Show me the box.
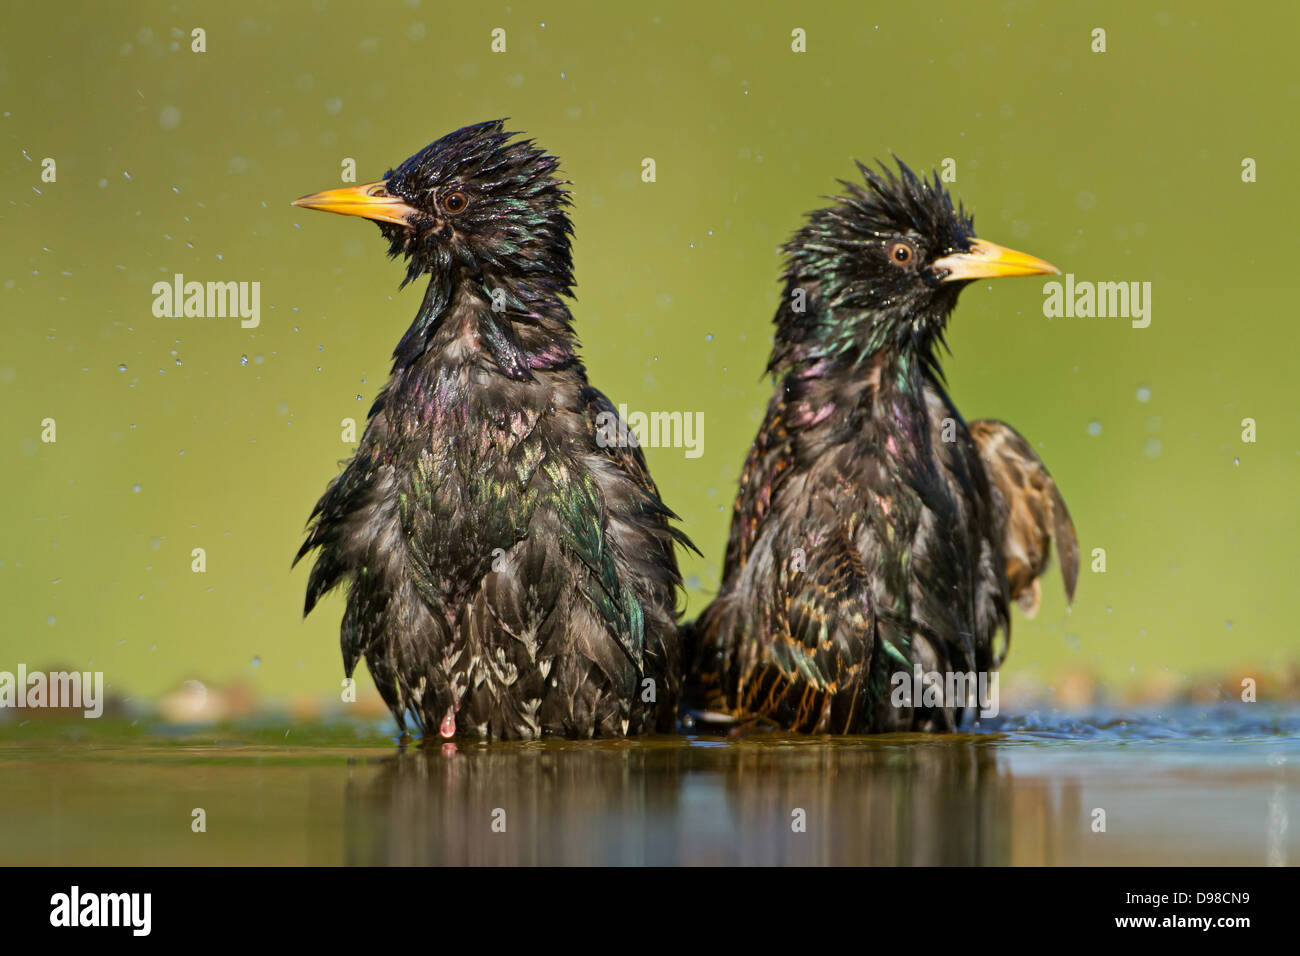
[968,420,1078,620]
[686,159,1077,734]
[291,120,693,740]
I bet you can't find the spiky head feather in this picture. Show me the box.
[378,119,575,294]
[772,158,977,377]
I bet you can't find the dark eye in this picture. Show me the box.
[888,241,915,267]
[442,190,469,214]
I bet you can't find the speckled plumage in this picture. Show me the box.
[294,121,692,740]
[686,161,1076,733]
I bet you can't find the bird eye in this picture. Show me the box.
[442,190,469,214]
[888,241,915,267]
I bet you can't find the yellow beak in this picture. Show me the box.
[932,238,1060,283]
[291,181,420,227]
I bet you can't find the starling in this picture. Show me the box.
[687,160,1077,734]
[292,121,692,740]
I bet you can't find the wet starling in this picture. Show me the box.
[687,160,1077,734]
[292,121,692,740]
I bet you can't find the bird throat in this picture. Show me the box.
[376,268,582,449]
[782,336,936,473]
[392,270,577,380]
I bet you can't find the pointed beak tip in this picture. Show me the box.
[934,238,1061,283]
[286,182,418,227]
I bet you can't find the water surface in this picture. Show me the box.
[3,705,1296,865]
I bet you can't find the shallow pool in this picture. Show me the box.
[2,704,1296,865]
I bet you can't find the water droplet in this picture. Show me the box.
[251,656,261,668]
[1086,421,1102,437]
[131,484,141,493]
[1233,457,1240,466]
[240,354,249,367]
[1136,385,1151,402]
[118,363,128,372]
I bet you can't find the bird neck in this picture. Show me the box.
[771,289,941,426]
[390,267,581,381]
[773,342,938,484]
[770,277,946,385]
[781,339,929,420]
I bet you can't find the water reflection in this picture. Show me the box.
[344,735,1088,865]
[2,709,1296,865]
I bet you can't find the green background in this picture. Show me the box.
[2,1,1296,706]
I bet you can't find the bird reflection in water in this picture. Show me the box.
[342,736,1085,865]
